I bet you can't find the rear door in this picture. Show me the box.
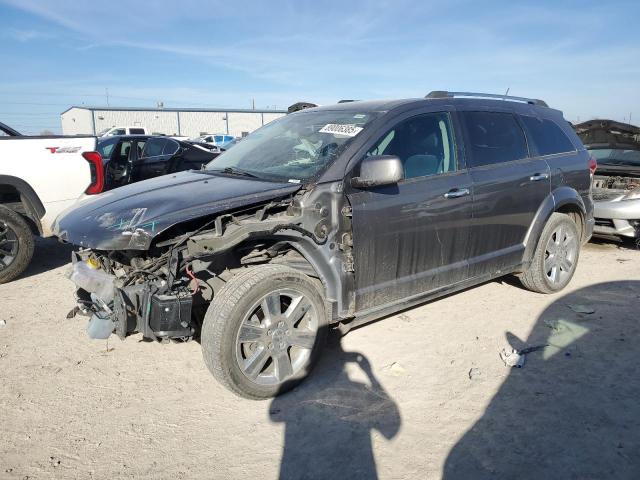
[136,137,168,180]
[459,110,550,277]
[347,109,473,310]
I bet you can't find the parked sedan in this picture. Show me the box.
[194,134,237,150]
[575,119,640,239]
[97,135,221,190]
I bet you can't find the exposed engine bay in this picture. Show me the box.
[592,174,640,201]
[66,184,354,342]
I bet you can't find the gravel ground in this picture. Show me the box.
[1,237,639,479]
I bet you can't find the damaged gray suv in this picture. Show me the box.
[55,91,594,399]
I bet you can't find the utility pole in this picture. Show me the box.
[105,88,110,106]
[252,98,255,110]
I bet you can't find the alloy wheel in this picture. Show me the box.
[544,223,578,285]
[235,288,319,386]
[0,221,19,271]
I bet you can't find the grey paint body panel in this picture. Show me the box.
[58,96,594,328]
[54,171,300,250]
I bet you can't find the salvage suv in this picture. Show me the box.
[55,92,594,399]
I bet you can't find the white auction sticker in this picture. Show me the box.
[319,123,364,137]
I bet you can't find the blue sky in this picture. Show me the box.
[1,0,638,134]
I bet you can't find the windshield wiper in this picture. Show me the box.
[210,167,260,178]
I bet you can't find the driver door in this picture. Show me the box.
[347,110,474,310]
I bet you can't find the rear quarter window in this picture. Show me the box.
[520,116,575,156]
[141,138,166,157]
[129,128,145,134]
[460,111,528,167]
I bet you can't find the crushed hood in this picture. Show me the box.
[53,170,301,250]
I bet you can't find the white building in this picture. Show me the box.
[60,106,287,137]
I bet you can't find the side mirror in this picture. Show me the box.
[351,155,404,188]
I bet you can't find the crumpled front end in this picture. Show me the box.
[68,250,194,341]
[592,174,640,238]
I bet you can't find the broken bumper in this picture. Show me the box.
[68,254,194,341]
[593,198,640,238]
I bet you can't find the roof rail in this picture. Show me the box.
[425,91,549,108]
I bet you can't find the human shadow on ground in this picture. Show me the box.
[443,281,640,479]
[270,332,401,480]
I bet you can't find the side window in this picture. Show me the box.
[460,111,528,167]
[97,137,118,158]
[141,138,166,158]
[129,128,145,135]
[113,128,126,135]
[115,141,132,163]
[366,112,457,179]
[135,140,146,159]
[520,116,575,156]
[163,139,180,156]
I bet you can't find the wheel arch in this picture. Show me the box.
[233,234,348,323]
[0,175,45,234]
[523,187,586,265]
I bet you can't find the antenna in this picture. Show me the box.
[105,87,110,106]
[503,87,510,100]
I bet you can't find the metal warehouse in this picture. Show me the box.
[60,106,287,137]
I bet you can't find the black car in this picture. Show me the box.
[56,91,594,399]
[97,135,221,190]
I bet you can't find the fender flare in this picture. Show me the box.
[522,187,586,264]
[263,235,351,321]
[0,175,45,232]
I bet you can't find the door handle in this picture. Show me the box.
[444,188,470,199]
[529,173,549,182]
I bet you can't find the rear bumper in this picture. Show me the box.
[593,198,640,238]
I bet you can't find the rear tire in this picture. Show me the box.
[201,264,328,399]
[0,205,34,284]
[519,212,580,294]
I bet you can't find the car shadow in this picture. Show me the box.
[269,331,401,480]
[17,237,73,280]
[443,281,640,479]
[590,235,640,251]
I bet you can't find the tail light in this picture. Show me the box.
[83,151,104,195]
[588,156,597,176]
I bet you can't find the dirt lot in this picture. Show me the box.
[1,238,639,479]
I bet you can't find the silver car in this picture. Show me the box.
[575,120,640,239]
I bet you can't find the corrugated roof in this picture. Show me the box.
[60,106,287,115]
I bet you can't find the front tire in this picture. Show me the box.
[201,264,328,399]
[519,212,580,294]
[0,205,35,284]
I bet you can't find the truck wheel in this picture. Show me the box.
[0,205,35,284]
[201,264,328,399]
[519,212,580,294]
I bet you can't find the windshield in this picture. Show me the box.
[590,148,640,167]
[206,110,379,181]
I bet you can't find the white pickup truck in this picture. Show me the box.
[0,122,102,283]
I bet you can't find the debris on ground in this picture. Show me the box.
[500,348,526,368]
[397,313,411,322]
[0,319,6,327]
[468,367,483,380]
[567,304,595,314]
[382,362,407,376]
